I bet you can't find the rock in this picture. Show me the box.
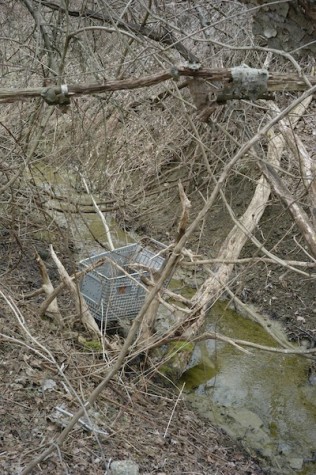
[239,0,316,54]
[288,457,304,470]
[110,459,139,475]
[277,442,292,455]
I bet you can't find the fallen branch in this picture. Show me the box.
[270,101,316,232]
[50,245,101,335]
[36,252,63,326]
[136,89,316,379]
[220,190,315,279]
[190,332,316,355]
[144,325,316,359]
[39,255,110,318]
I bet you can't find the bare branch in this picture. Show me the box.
[81,175,115,251]
[261,162,316,258]
[1,68,316,103]
[36,0,199,63]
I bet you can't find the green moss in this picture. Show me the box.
[269,421,279,438]
[179,362,218,391]
[159,341,195,381]
[78,337,103,351]
[178,340,218,390]
[167,340,194,354]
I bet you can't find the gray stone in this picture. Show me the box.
[110,460,139,475]
[288,457,304,470]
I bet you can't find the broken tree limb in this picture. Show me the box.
[220,189,315,278]
[182,124,284,338]
[156,95,316,375]
[36,252,63,326]
[148,329,316,356]
[176,181,192,242]
[148,95,312,378]
[50,245,101,336]
[38,255,109,318]
[137,274,161,346]
[182,257,316,269]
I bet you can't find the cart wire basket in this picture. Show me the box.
[79,242,166,323]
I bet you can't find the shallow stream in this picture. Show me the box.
[181,301,316,474]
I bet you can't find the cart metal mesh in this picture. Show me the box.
[79,243,165,322]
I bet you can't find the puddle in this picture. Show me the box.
[182,301,316,474]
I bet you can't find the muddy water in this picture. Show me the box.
[33,165,316,474]
[181,301,316,474]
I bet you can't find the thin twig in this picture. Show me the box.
[163,382,185,438]
[81,174,114,251]
[192,332,316,356]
